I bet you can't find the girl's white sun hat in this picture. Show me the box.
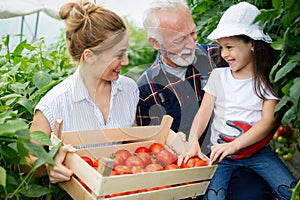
[207,2,272,43]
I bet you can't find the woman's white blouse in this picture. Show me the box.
[35,68,139,132]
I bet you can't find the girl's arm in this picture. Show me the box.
[178,92,215,164]
[210,99,278,162]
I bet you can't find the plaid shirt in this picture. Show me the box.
[136,44,218,138]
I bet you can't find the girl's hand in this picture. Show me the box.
[47,145,77,183]
[177,140,206,166]
[210,142,238,163]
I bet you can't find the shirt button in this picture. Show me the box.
[187,95,189,99]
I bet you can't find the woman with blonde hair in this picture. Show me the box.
[29,0,139,183]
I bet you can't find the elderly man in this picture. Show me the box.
[136,0,275,199]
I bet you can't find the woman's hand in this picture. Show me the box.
[47,145,77,184]
[177,139,207,166]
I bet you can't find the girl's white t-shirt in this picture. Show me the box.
[203,67,278,146]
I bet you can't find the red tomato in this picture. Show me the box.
[111,155,125,168]
[180,157,195,168]
[135,146,150,153]
[125,155,145,169]
[93,159,99,168]
[194,157,207,167]
[145,163,164,172]
[81,156,93,167]
[155,149,176,167]
[114,149,132,161]
[111,169,118,176]
[136,152,152,166]
[132,167,146,174]
[114,165,132,175]
[165,164,179,170]
[149,143,165,154]
[77,178,92,193]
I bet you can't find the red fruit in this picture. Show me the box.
[111,155,125,168]
[114,165,132,175]
[194,157,207,167]
[149,143,165,154]
[156,149,176,167]
[77,178,92,193]
[180,157,195,168]
[136,152,152,166]
[165,164,179,170]
[125,156,145,169]
[93,159,99,168]
[81,156,93,167]
[114,149,132,161]
[135,146,150,153]
[145,163,164,172]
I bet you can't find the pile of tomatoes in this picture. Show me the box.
[273,125,300,161]
[110,142,207,175]
[78,142,207,196]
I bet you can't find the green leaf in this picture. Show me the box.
[23,142,55,168]
[0,94,22,101]
[270,55,285,83]
[289,77,300,104]
[17,97,33,114]
[274,95,288,114]
[0,144,18,159]
[21,184,53,198]
[42,58,53,69]
[31,131,52,146]
[0,119,28,135]
[0,166,6,188]
[13,40,26,55]
[274,60,297,82]
[17,142,29,164]
[48,142,63,159]
[33,71,52,89]
[282,104,297,126]
[10,82,29,94]
[272,0,281,10]
[271,38,283,50]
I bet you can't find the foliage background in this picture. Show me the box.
[0,0,299,199]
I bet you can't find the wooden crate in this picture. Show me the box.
[50,115,217,200]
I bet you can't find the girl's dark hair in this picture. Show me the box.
[216,35,278,99]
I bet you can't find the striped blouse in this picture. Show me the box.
[35,68,139,132]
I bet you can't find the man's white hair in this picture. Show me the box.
[143,0,189,39]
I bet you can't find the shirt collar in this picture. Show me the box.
[73,68,123,102]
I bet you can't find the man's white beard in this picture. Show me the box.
[168,49,195,66]
[161,45,195,66]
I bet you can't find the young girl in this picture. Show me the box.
[178,2,297,199]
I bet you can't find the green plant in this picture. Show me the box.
[0,33,75,199]
[0,114,63,199]
[188,0,299,197]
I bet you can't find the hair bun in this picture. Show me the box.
[59,1,97,33]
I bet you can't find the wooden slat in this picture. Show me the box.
[99,166,217,195]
